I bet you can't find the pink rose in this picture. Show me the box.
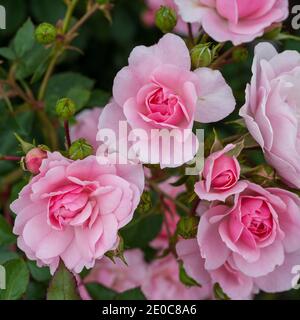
[175,0,288,45]
[11,152,144,274]
[143,0,199,35]
[79,249,148,299]
[197,182,300,295]
[195,144,247,201]
[240,43,300,188]
[177,239,255,300]
[142,254,212,300]
[70,107,102,151]
[25,147,47,175]
[99,34,235,167]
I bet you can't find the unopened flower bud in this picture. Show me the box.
[25,148,47,175]
[35,23,57,45]
[232,47,249,63]
[155,6,177,33]
[177,216,199,239]
[69,138,93,160]
[190,44,213,68]
[56,98,76,120]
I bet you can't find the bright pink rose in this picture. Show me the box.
[142,254,212,300]
[175,0,288,45]
[143,0,199,35]
[195,144,247,201]
[197,182,300,295]
[151,178,184,250]
[240,43,300,188]
[177,239,254,300]
[79,249,148,299]
[99,34,235,167]
[25,147,47,175]
[11,152,144,274]
[70,108,102,151]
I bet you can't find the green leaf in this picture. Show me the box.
[45,72,94,115]
[0,215,16,246]
[87,90,110,107]
[115,288,146,300]
[213,283,230,300]
[120,212,163,248]
[27,261,51,282]
[0,258,30,300]
[67,87,91,112]
[179,261,201,287]
[13,19,35,58]
[30,0,67,24]
[0,47,16,60]
[47,262,80,300]
[86,283,117,300]
[0,247,19,264]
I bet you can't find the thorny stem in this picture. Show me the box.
[0,156,21,161]
[211,45,240,69]
[64,120,72,149]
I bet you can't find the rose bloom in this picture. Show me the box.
[151,178,184,250]
[142,254,212,300]
[240,43,300,188]
[175,0,288,45]
[143,0,199,35]
[78,249,148,299]
[195,144,247,202]
[11,152,144,273]
[193,182,300,297]
[70,107,102,151]
[99,33,235,167]
[177,238,255,300]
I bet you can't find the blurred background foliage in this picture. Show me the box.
[0,0,300,300]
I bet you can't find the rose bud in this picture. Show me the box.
[155,6,177,33]
[195,144,247,202]
[35,23,57,45]
[25,147,47,175]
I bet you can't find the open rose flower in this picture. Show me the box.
[11,152,144,274]
[196,182,300,296]
[70,107,102,151]
[78,249,148,299]
[143,0,199,35]
[177,238,255,300]
[142,254,212,300]
[175,0,288,45]
[195,144,247,201]
[240,43,300,188]
[98,33,235,167]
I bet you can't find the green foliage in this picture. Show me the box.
[47,263,80,300]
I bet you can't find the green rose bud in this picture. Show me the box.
[176,216,199,239]
[232,47,249,63]
[190,43,213,68]
[55,98,76,120]
[69,139,94,160]
[155,6,177,33]
[35,23,57,45]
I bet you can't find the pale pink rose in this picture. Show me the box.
[143,0,200,35]
[25,147,47,175]
[78,249,148,299]
[99,34,235,167]
[142,253,212,300]
[195,144,247,202]
[151,178,185,250]
[177,239,254,300]
[70,108,102,151]
[240,43,300,188]
[11,152,144,274]
[197,182,300,295]
[175,0,288,45]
